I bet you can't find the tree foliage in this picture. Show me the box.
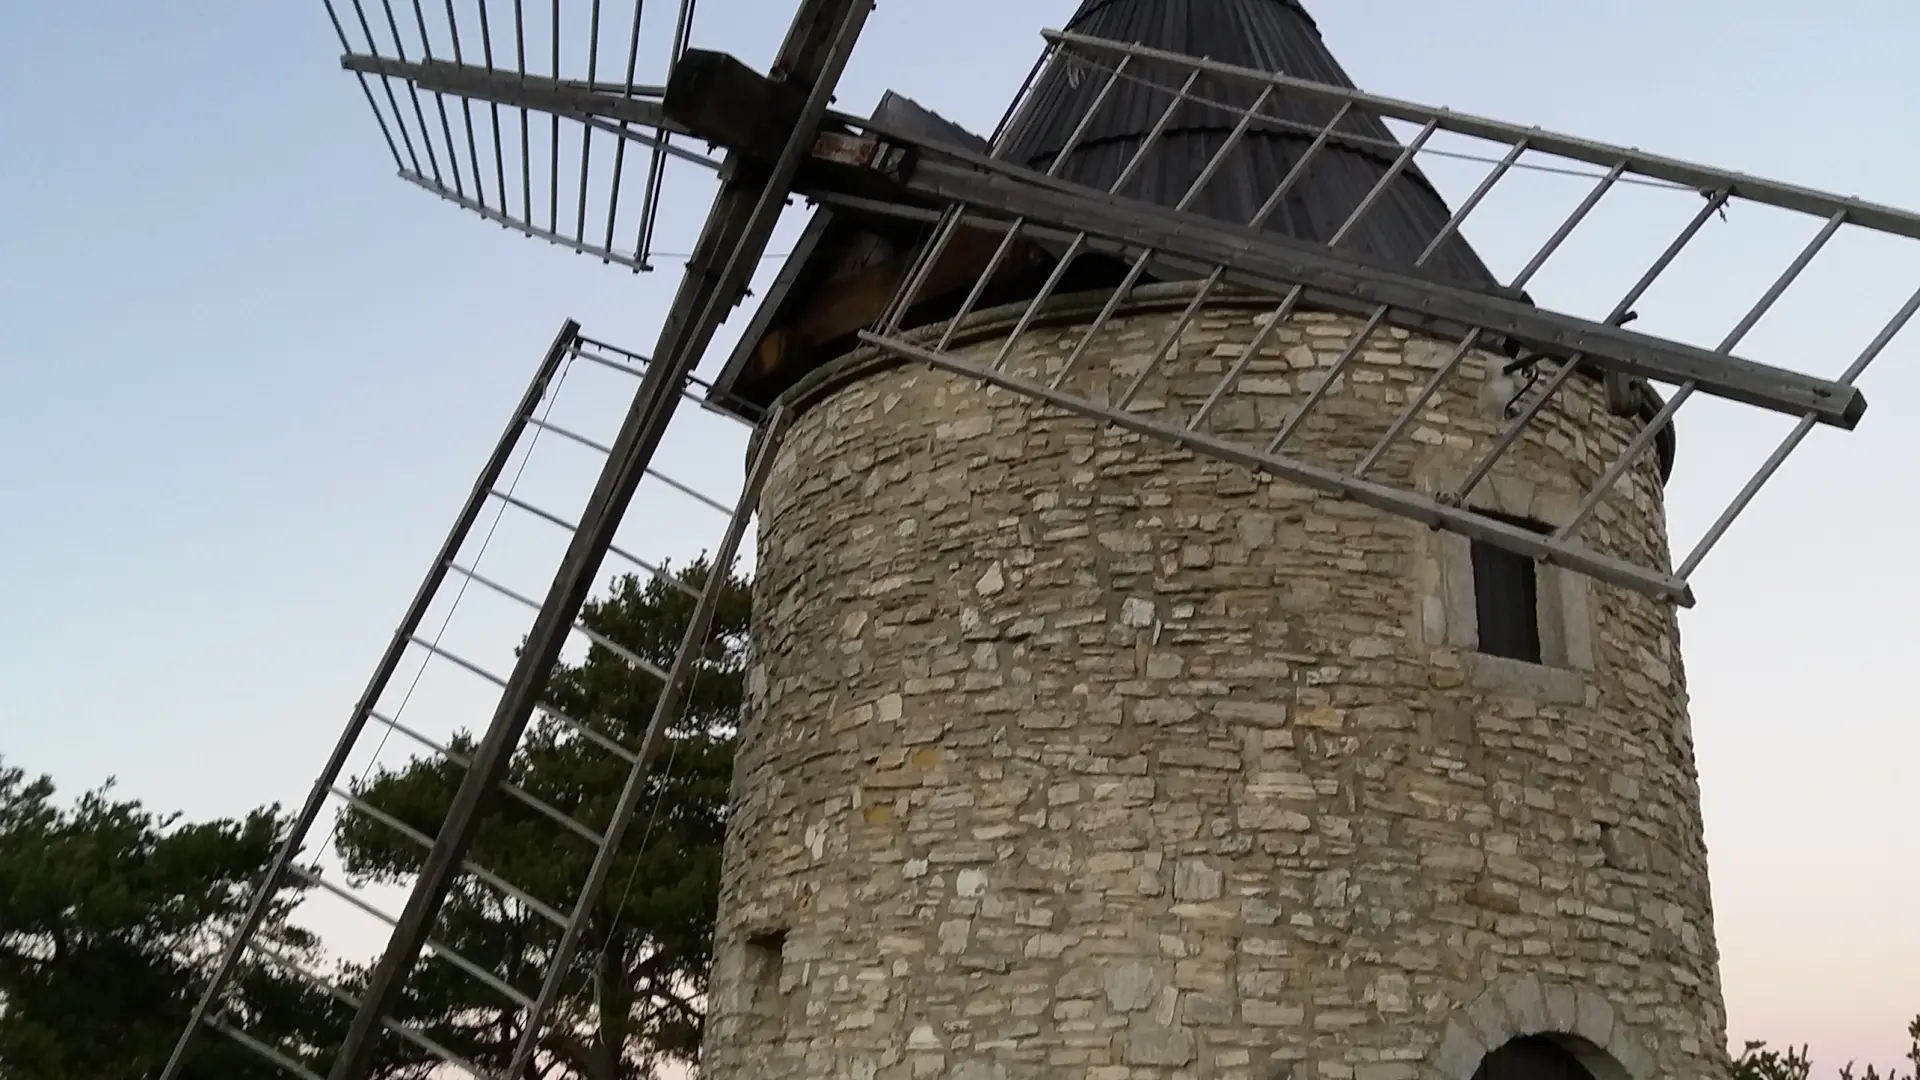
[9,556,1910,1080]
[0,761,333,1080]
[333,561,749,1080]
[1735,1018,1920,1080]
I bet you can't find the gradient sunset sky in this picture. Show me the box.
[3,0,1917,1072]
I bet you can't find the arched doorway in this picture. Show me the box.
[1471,1036,1597,1080]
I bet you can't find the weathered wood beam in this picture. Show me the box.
[661,49,809,160]
[341,53,687,134]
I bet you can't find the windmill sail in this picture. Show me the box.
[166,1,1920,1077]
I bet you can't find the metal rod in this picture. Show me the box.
[1118,283,1214,411]
[407,635,641,766]
[862,329,1691,605]
[1512,160,1628,289]
[1556,208,1849,542]
[570,337,753,421]
[368,709,606,846]
[990,41,1059,155]
[514,0,531,224]
[324,1,408,171]
[1187,286,1305,429]
[1723,210,1850,349]
[1042,52,1134,178]
[1449,354,1583,496]
[446,560,672,681]
[882,43,1058,335]
[1352,334,1478,477]
[997,67,1203,374]
[1332,118,1443,250]
[578,113,719,169]
[411,0,467,199]
[567,340,726,400]
[926,207,1008,352]
[1053,85,1280,390]
[503,404,791,1075]
[1255,131,1519,449]
[363,63,672,98]
[405,636,510,685]
[634,0,699,267]
[574,0,605,245]
[1449,189,1733,504]
[442,0,487,209]
[1677,282,1920,577]
[1554,382,1687,543]
[1045,28,1920,241]
[212,1018,329,1080]
[1188,117,1442,429]
[289,865,536,1009]
[244,942,506,1080]
[523,415,732,514]
[885,206,967,336]
[929,53,1137,350]
[397,170,649,269]
[346,1,427,175]
[1416,138,1530,265]
[1265,305,1388,452]
[329,786,569,927]
[379,0,444,185]
[487,488,700,599]
[476,0,507,221]
[548,0,560,234]
[1352,159,1628,478]
[1119,101,1356,410]
[571,335,651,364]
[157,320,578,1080]
[598,0,645,258]
[989,235,1084,371]
[1013,61,1190,378]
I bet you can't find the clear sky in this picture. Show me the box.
[3,0,1917,1073]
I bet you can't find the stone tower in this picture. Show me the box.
[699,2,1731,1078]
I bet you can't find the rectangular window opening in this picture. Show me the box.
[1470,511,1546,665]
[746,926,789,999]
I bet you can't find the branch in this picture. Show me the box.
[537,1027,600,1080]
[646,981,705,1030]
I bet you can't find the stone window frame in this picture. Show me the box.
[1419,473,1595,704]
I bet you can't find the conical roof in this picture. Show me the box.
[1001,0,1504,292]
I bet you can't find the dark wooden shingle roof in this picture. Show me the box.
[1004,0,1504,292]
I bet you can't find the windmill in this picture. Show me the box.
[166,1,1920,1079]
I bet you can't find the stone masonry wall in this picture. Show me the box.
[702,286,1730,1080]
